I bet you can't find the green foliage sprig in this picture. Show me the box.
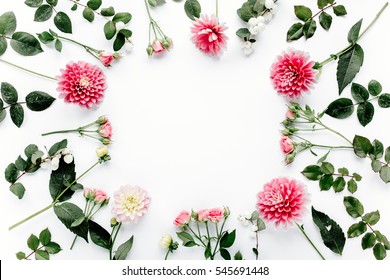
[287,0,347,41]
[238,211,266,260]
[16,228,62,260]
[344,196,390,259]
[325,80,390,126]
[0,82,55,128]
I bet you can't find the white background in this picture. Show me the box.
[1,0,390,262]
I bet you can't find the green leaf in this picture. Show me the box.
[333,177,346,193]
[0,11,17,35]
[48,139,67,156]
[347,179,358,194]
[363,210,380,226]
[370,140,384,160]
[101,7,115,17]
[361,233,376,249]
[114,236,134,260]
[45,241,61,254]
[71,183,83,191]
[371,159,382,173]
[368,80,382,96]
[54,202,89,242]
[379,166,390,183]
[0,108,6,123]
[237,2,257,22]
[312,206,346,255]
[317,0,329,9]
[71,4,78,11]
[148,0,157,7]
[257,217,266,231]
[34,5,53,22]
[11,104,24,128]
[25,0,43,8]
[25,91,55,111]
[385,147,390,163]
[54,39,62,52]
[184,0,201,21]
[303,20,317,39]
[234,250,243,260]
[353,135,372,158]
[344,196,364,218]
[31,150,44,165]
[0,38,7,56]
[83,7,95,22]
[113,33,125,52]
[87,0,102,10]
[177,232,197,247]
[348,19,363,44]
[236,28,251,39]
[286,23,304,41]
[27,234,40,250]
[317,151,330,164]
[88,220,111,249]
[220,248,231,260]
[319,12,332,30]
[319,174,334,191]
[16,251,26,260]
[49,158,76,202]
[39,228,51,246]
[112,12,132,24]
[104,21,116,40]
[5,163,19,183]
[378,94,390,108]
[204,241,212,260]
[294,5,312,21]
[35,250,49,260]
[375,231,390,249]
[353,173,362,181]
[15,156,28,171]
[24,144,38,158]
[301,165,323,181]
[351,83,369,102]
[11,32,43,56]
[320,162,334,175]
[337,44,364,95]
[373,243,387,260]
[220,230,236,248]
[119,29,132,38]
[71,216,85,227]
[325,98,354,119]
[1,82,18,104]
[46,0,58,5]
[333,5,348,16]
[10,183,26,199]
[357,102,374,127]
[54,12,72,34]
[347,221,367,238]
[38,31,55,44]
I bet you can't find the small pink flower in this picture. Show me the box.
[57,61,106,109]
[97,115,109,124]
[99,51,115,67]
[191,14,228,56]
[99,122,112,138]
[286,109,296,120]
[280,136,294,154]
[94,189,108,204]
[84,187,95,200]
[173,210,191,227]
[197,209,209,222]
[206,208,224,223]
[152,40,166,54]
[270,49,317,98]
[257,177,308,226]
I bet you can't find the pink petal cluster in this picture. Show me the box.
[99,122,113,138]
[112,185,151,224]
[191,14,228,56]
[270,50,316,98]
[173,210,191,227]
[152,40,165,53]
[257,177,308,226]
[196,209,209,222]
[99,51,115,67]
[205,208,224,223]
[57,61,106,109]
[280,136,294,154]
[285,109,296,120]
[83,187,109,204]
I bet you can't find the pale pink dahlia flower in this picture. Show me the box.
[112,185,151,224]
[257,177,308,227]
[191,14,228,56]
[57,61,106,108]
[270,50,316,98]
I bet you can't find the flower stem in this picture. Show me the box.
[70,235,78,250]
[295,221,325,260]
[0,58,57,81]
[164,249,170,260]
[42,129,80,136]
[216,0,219,18]
[109,222,122,260]
[144,0,154,21]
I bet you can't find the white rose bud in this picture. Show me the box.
[96,145,109,158]
[160,233,173,249]
[244,211,252,220]
[265,0,275,9]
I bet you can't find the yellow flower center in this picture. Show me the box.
[79,77,90,87]
[124,195,141,212]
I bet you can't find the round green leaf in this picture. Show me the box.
[54,12,72,34]
[1,82,18,104]
[347,179,358,194]
[10,32,43,56]
[236,28,251,39]
[5,163,19,183]
[320,162,335,175]
[371,159,382,173]
[112,12,132,24]
[351,83,369,102]
[319,174,333,191]
[362,210,380,226]
[24,144,38,158]
[0,37,7,56]
[0,11,17,35]
[34,4,53,22]
[379,166,390,183]
[294,5,312,21]
[378,93,390,108]
[37,31,55,44]
[347,221,367,238]
[184,0,201,21]
[27,234,40,251]
[361,233,376,249]
[353,135,372,158]
[373,243,387,260]
[338,167,349,176]
[45,241,61,254]
[25,91,55,111]
[15,156,28,171]
[87,0,102,10]
[0,109,6,123]
[333,177,346,193]
[325,98,354,119]
[104,21,116,40]
[370,139,384,160]
[113,32,125,51]
[10,182,25,199]
[333,5,347,16]
[357,102,374,127]
[24,0,43,8]
[83,7,95,22]
[39,228,51,246]
[119,29,132,38]
[319,11,332,30]
[35,250,50,260]
[344,196,364,218]
[368,80,382,96]
[46,0,58,6]
[303,19,317,39]
[286,23,304,41]
[10,104,24,127]
[16,251,26,260]
[385,147,390,163]
[301,165,323,181]
[101,6,115,17]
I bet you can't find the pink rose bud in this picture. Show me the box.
[152,40,165,53]
[94,189,108,204]
[84,187,95,200]
[206,208,224,223]
[99,122,113,138]
[196,209,209,222]
[285,109,296,120]
[99,51,115,67]
[173,210,191,227]
[96,115,109,125]
[100,138,111,145]
[280,136,295,154]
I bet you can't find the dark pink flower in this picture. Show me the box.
[191,14,228,56]
[270,50,316,98]
[57,61,106,109]
[99,122,112,138]
[206,208,224,223]
[280,136,294,154]
[257,177,308,226]
[173,210,191,227]
[99,51,115,67]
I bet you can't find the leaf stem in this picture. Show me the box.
[294,221,325,260]
[0,58,57,81]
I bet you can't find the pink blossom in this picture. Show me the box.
[206,208,224,223]
[57,61,106,109]
[99,51,115,67]
[280,136,294,154]
[84,187,95,200]
[285,109,296,120]
[257,177,308,226]
[197,209,209,222]
[191,14,228,56]
[111,185,151,224]
[173,210,191,227]
[270,50,316,98]
[99,122,112,138]
[94,189,108,204]
[152,40,165,54]
[97,115,109,124]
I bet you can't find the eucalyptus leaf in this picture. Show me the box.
[24,144,38,158]
[34,5,53,22]
[337,44,364,95]
[184,0,201,21]
[10,104,24,127]
[237,2,257,22]
[10,182,25,199]
[11,32,43,56]
[0,11,17,35]
[15,156,28,171]
[48,139,67,156]
[236,28,251,39]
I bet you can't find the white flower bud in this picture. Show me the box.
[96,145,109,158]
[249,25,261,35]
[242,219,250,226]
[251,225,258,232]
[51,156,60,170]
[244,211,252,220]
[270,4,279,15]
[243,47,253,56]
[265,0,276,9]
[255,16,265,25]
[64,154,74,164]
[263,12,273,23]
[160,233,173,249]
[248,17,258,27]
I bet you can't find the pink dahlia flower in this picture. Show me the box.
[257,177,308,226]
[57,61,106,109]
[280,136,294,154]
[99,122,113,138]
[173,210,191,227]
[270,50,316,98]
[191,14,228,56]
[206,208,224,223]
[111,185,151,224]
